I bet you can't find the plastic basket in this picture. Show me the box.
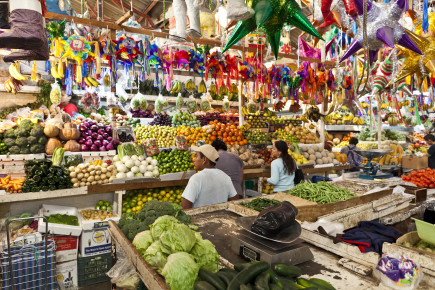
[411,217,435,246]
[312,176,332,183]
[77,253,112,287]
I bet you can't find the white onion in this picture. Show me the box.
[116,172,126,178]
[147,165,154,171]
[151,159,158,166]
[139,165,147,173]
[117,164,128,173]
[146,157,153,162]
[125,160,135,168]
[131,166,140,173]
[126,171,135,178]
[122,156,131,163]
[152,169,159,177]
[144,171,153,178]
[113,155,120,162]
[134,172,143,177]
[134,160,141,167]
[138,156,145,161]
[131,155,138,161]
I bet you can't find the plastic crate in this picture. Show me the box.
[312,176,332,183]
[77,253,113,287]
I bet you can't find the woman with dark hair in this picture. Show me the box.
[211,138,244,196]
[264,141,297,192]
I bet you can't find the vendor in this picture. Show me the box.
[424,134,435,169]
[181,144,239,209]
[340,137,363,169]
[263,141,296,192]
[211,139,244,196]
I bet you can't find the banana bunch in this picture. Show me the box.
[380,103,388,109]
[263,107,275,117]
[103,74,111,87]
[342,113,354,121]
[84,76,100,87]
[407,107,415,113]
[9,62,28,81]
[218,84,228,95]
[170,80,182,94]
[184,79,196,92]
[378,144,404,165]
[209,81,217,95]
[401,100,410,107]
[3,77,23,94]
[50,61,64,79]
[289,151,309,165]
[240,123,251,131]
[352,117,365,125]
[421,104,430,111]
[241,106,249,116]
[198,79,207,93]
[332,112,341,120]
[341,105,348,110]
[360,101,369,109]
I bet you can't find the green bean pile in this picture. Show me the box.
[287,181,356,204]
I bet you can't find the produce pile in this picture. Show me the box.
[194,112,239,126]
[134,125,177,148]
[122,186,184,213]
[357,128,405,141]
[228,144,265,167]
[256,148,273,166]
[281,123,320,144]
[402,169,435,188]
[0,131,8,154]
[402,239,435,253]
[150,113,172,126]
[123,118,140,128]
[0,175,26,193]
[195,261,336,290]
[241,198,279,211]
[262,182,274,194]
[176,125,211,146]
[3,119,47,154]
[300,144,338,166]
[243,129,267,144]
[288,181,356,204]
[132,215,220,290]
[76,119,118,152]
[171,111,201,128]
[333,141,378,150]
[272,128,299,143]
[211,122,247,146]
[80,207,116,221]
[46,214,79,226]
[377,142,404,165]
[113,144,159,179]
[69,160,116,187]
[156,149,194,175]
[130,108,154,118]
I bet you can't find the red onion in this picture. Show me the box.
[99,146,107,151]
[91,132,98,139]
[102,140,109,146]
[90,125,99,132]
[85,140,93,147]
[106,143,114,150]
[97,129,105,135]
[107,136,113,142]
[90,144,98,151]
[78,138,86,144]
[81,144,89,151]
[94,140,102,147]
[103,133,109,139]
[96,135,104,141]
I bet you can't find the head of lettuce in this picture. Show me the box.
[162,252,199,290]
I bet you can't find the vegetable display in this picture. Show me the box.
[3,119,47,154]
[22,159,72,192]
[227,144,265,167]
[69,160,116,187]
[80,209,116,221]
[113,153,159,179]
[46,214,79,226]
[300,144,338,166]
[0,175,26,193]
[156,149,194,175]
[357,128,406,141]
[402,168,435,188]
[402,239,435,253]
[122,186,184,214]
[77,119,118,152]
[287,181,356,204]
[241,198,280,211]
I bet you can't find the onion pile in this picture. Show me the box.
[113,155,159,179]
[77,120,120,152]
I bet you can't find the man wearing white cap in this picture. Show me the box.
[181,144,239,209]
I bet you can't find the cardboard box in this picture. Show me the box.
[402,155,428,170]
[38,204,82,236]
[79,228,112,257]
[56,260,78,289]
[50,235,79,263]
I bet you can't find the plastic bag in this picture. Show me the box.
[301,218,344,237]
[186,95,198,113]
[175,136,188,151]
[64,154,84,167]
[155,94,167,114]
[107,251,140,289]
[222,96,230,113]
[131,92,148,111]
[176,93,184,109]
[144,138,160,156]
[200,94,211,111]
[247,99,259,114]
[251,201,298,237]
[50,82,61,105]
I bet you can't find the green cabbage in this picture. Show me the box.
[133,230,154,255]
[162,252,199,290]
[159,223,196,254]
[190,238,220,272]
[150,215,180,240]
[143,241,168,270]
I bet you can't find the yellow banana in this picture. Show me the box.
[9,62,27,80]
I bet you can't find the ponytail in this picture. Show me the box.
[275,141,296,174]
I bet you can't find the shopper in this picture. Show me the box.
[424,134,435,169]
[340,137,363,170]
[211,139,244,196]
[181,144,239,209]
[263,141,297,192]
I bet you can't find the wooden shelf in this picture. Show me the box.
[0,187,88,203]
[0,85,40,94]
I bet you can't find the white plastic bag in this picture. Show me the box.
[176,93,184,109]
[155,94,167,113]
[200,94,211,111]
[106,251,139,289]
[50,82,61,105]
[222,96,230,112]
[186,95,198,113]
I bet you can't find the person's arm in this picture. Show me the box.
[181,198,193,209]
[340,146,349,155]
[428,145,435,156]
[229,195,239,201]
[267,160,280,185]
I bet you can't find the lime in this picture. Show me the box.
[104,201,111,207]
[126,209,132,213]
[101,205,107,211]
[97,200,105,207]
[95,205,100,210]
[129,201,136,208]
[107,206,113,212]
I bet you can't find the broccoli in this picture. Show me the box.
[38,136,48,145]
[27,136,37,145]
[15,127,29,137]
[30,125,44,137]
[118,212,135,229]
[121,219,149,241]
[18,119,34,133]
[9,146,20,154]
[15,137,28,147]
[30,144,45,154]
[4,129,15,139]
[4,138,16,147]
[20,147,30,154]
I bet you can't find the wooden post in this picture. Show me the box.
[239,48,246,126]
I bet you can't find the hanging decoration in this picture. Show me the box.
[61,35,95,84]
[114,34,143,65]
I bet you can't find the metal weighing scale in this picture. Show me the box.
[358,149,394,180]
[231,216,314,265]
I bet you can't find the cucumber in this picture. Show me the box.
[277,277,302,289]
[216,271,234,286]
[274,264,302,278]
[228,261,270,290]
[297,278,319,288]
[254,270,271,290]
[194,281,217,290]
[219,268,238,275]
[268,270,283,288]
[309,278,336,290]
[198,269,226,290]
[269,283,283,290]
[241,284,254,290]
[234,262,255,272]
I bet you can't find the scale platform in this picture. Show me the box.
[359,173,393,180]
[231,230,314,265]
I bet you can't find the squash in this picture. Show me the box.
[64,140,81,152]
[59,123,80,141]
[45,138,63,155]
[44,124,59,138]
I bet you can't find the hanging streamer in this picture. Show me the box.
[423,0,429,33]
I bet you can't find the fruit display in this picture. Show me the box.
[357,128,405,141]
[130,108,154,118]
[333,152,348,164]
[3,119,47,155]
[77,120,118,152]
[176,125,211,146]
[69,160,116,187]
[244,114,268,128]
[402,239,435,253]
[272,128,299,143]
[171,111,201,128]
[228,144,265,167]
[156,149,194,175]
[193,112,239,126]
[387,112,399,126]
[289,150,310,165]
[114,147,159,179]
[122,187,185,213]
[262,183,274,194]
[402,168,435,188]
[124,118,140,128]
[256,148,273,166]
[150,113,172,126]
[243,129,268,144]
[80,206,116,221]
[325,106,363,125]
[134,125,177,148]
[300,144,338,165]
[377,142,404,165]
[210,121,247,146]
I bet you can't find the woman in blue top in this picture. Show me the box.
[264,141,296,192]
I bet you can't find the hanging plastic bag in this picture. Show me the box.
[222,96,230,113]
[247,99,259,114]
[155,94,167,114]
[137,92,149,111]
[143,138,160,156]
[176,93,184,109]
[174,136,189,151]
[130,95,140,111]
[50,82,61,105]
[200,94,212,111]
[186,95,198,113]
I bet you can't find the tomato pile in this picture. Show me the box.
[402,168,435,188]
[209,120,248,146]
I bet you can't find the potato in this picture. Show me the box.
[87,176,95,182]
[95,175,101,181]
[90,170,96,176]
[84,173,90,178]
[73,183,79,188]
[77,173,84,179]
[80,182,86,187]
[70,172,77,178]
[71,178,79,184]
[86,182,90,186]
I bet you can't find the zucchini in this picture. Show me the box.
[194,281,217,290]
[309,278,336,290]
[274,264,302,278]
[216,271,234,286]
[219,268,238,275]
[241,284,254,290]
[254,270,271,290]
[297,278,319,288]
[198,269,226,290]
[268,270,283,288]
[277,277,302,289]
[234,262,255,272]
[228,261,270,290]
[269,283,283,290]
